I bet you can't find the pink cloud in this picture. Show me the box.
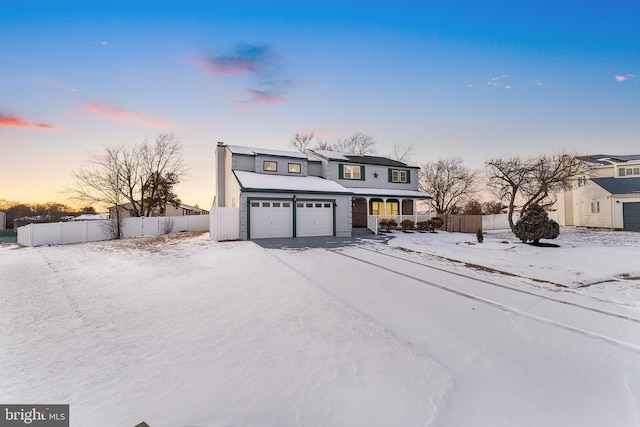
[193,56,265,77]
[0,113,57,130]
[615,74,635,82]
[81,101,170,126]
[245,89,288,105]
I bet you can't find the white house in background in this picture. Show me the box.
[212,143,433,240]
[109,202,208,219]
[555,154,640,231]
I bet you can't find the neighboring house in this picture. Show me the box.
[213,142,433,240]
[0,211,5,230]
[109,202,208,219]
[555,154,640,231]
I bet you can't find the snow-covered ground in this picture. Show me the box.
[1,228,639,426]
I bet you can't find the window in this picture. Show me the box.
[341,165,362,180]
[591,201,600,213]
[390,169,409,183]
[263,161,277,172]
[372,201,399,216]
[251,202,260,207]
[634,168,640,175]
[283,202,291,208]
[619,168,626,177]
[272,202,281,207]
[577,176,587,187]
[288,163,301,174]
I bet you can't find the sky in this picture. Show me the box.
[1,1,639,209]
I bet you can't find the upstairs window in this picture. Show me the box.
[288,163,301,174]
[591,201,600,213]
[389,169,410,183]
[263,161,277,172]
[340,164,363,180]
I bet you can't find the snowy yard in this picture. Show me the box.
[1,228,639,426]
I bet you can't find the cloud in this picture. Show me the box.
[81,101,170,126]
[195,43,295,107]
[195,44,274,76]
[488,75,513,90]
[615,74,635,82]
[0,113,57,130]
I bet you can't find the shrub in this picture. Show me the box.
[416,221,430,232]
[400,219,415,232]
[513,204,559,244]
[476,228,484,243]
[379,218,398,232]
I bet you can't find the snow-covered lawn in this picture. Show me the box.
[1,227,639,426]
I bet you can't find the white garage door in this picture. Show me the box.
[250,201,293,239]
[296,202,333,237]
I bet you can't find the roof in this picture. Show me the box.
[309,149,416,168]
[234,171,353,194]
[349,187,433,199]
[579,154,640,166]
[227,145,309,160]
[591,177,640,195]
[234,171,432,199]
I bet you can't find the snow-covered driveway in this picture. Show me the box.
[270,244,640,427]
[1,231,640,426]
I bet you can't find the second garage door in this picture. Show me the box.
[623,202,640,231]
[296,202,333,237]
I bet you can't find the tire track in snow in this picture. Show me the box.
[329,247,640,353]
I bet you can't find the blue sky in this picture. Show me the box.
[1,1,638,208]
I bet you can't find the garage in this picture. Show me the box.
[623,202,640,231]
[296,202,334,237]
[249,200,293,239]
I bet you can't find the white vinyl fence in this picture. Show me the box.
[17,215,210,247]
[481,212,558,230]
[209,207,240,241]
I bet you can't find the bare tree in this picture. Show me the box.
[336,132,377,155]
[419,157,480,214]
[389,144,415,163]
[482,200,504,215]
[67,134,187,238]
[289,131,316,152]
[485,152,591,230]
[463,199,483,215]
[288,130,378,155]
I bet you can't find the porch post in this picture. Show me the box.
[399,198,404,222]
[382,198,388,217]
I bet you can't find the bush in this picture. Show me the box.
[476,228,484,243]
[379,218,398,232]
[513,204,559,244]
[416,221,430,232]
[400,219,415,232]
[416,217,442,233]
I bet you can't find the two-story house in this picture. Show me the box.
[213,142,432,239]
[555,154,640,231]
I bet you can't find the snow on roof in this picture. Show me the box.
[73,213,109,220]
[310,150,350,161]
[227,145,309,159]
[349,187,433,199]
[579,154,640,165]
[234,171,353,194]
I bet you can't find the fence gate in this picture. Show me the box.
[438,214,483,233]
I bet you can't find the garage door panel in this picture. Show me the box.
[296,202,333,237]
[250,201,293,238]
[623,202,640,231]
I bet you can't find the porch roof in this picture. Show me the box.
[349,188,433,199]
